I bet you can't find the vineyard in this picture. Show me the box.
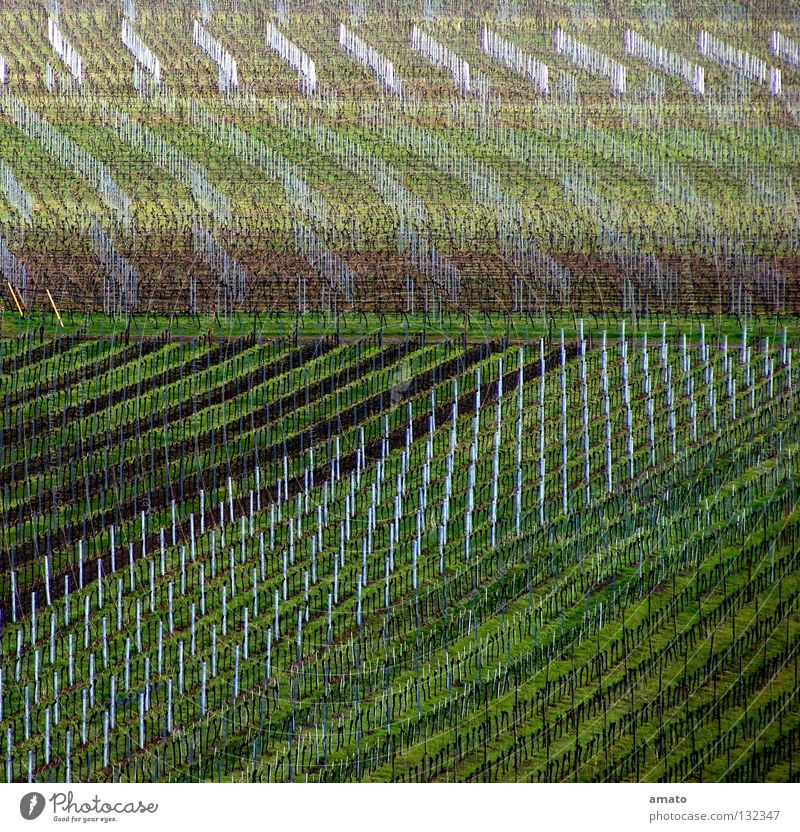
[0,0,798,315]
[1,316,799,783]
[1,0,800,787]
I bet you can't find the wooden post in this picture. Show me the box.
[6,282,23,317]
[45,289,64,327]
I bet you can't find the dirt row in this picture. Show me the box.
[1,334,333,456]
[7,337,579,616]
[14,249,800,317]
[5,337,504,613]
[4,335,402,518]
[3,334,168,410]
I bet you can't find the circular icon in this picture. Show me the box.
[20,793,46,820]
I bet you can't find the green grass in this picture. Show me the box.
[2,309,797,344]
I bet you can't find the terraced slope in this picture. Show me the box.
[1,322,798,782]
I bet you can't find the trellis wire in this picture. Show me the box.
[0,233,27,301]
[624,29,703,96]
[697,30,769,86]
[1,326,797,783]
[47,17,83,85]
[104,105,227,223]
[338,23,403,98]
[770,31,800,67]
[0,161,34,224]
[481,26,548,95]
[410,25,486,96]
[193,19,239,92]
[91,219,140,315]
[554,27,626,95]
[0,94,131,224]
[293,219,354,306]
[265,23,316,95]
[191,217,248,312]
[121,19,161,83]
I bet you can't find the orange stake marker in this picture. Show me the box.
[46,288,64,328]
[7,282,24,317]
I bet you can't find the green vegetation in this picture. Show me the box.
[0,1,798,315]
[1,0,798,784]
[2,317,799,782]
